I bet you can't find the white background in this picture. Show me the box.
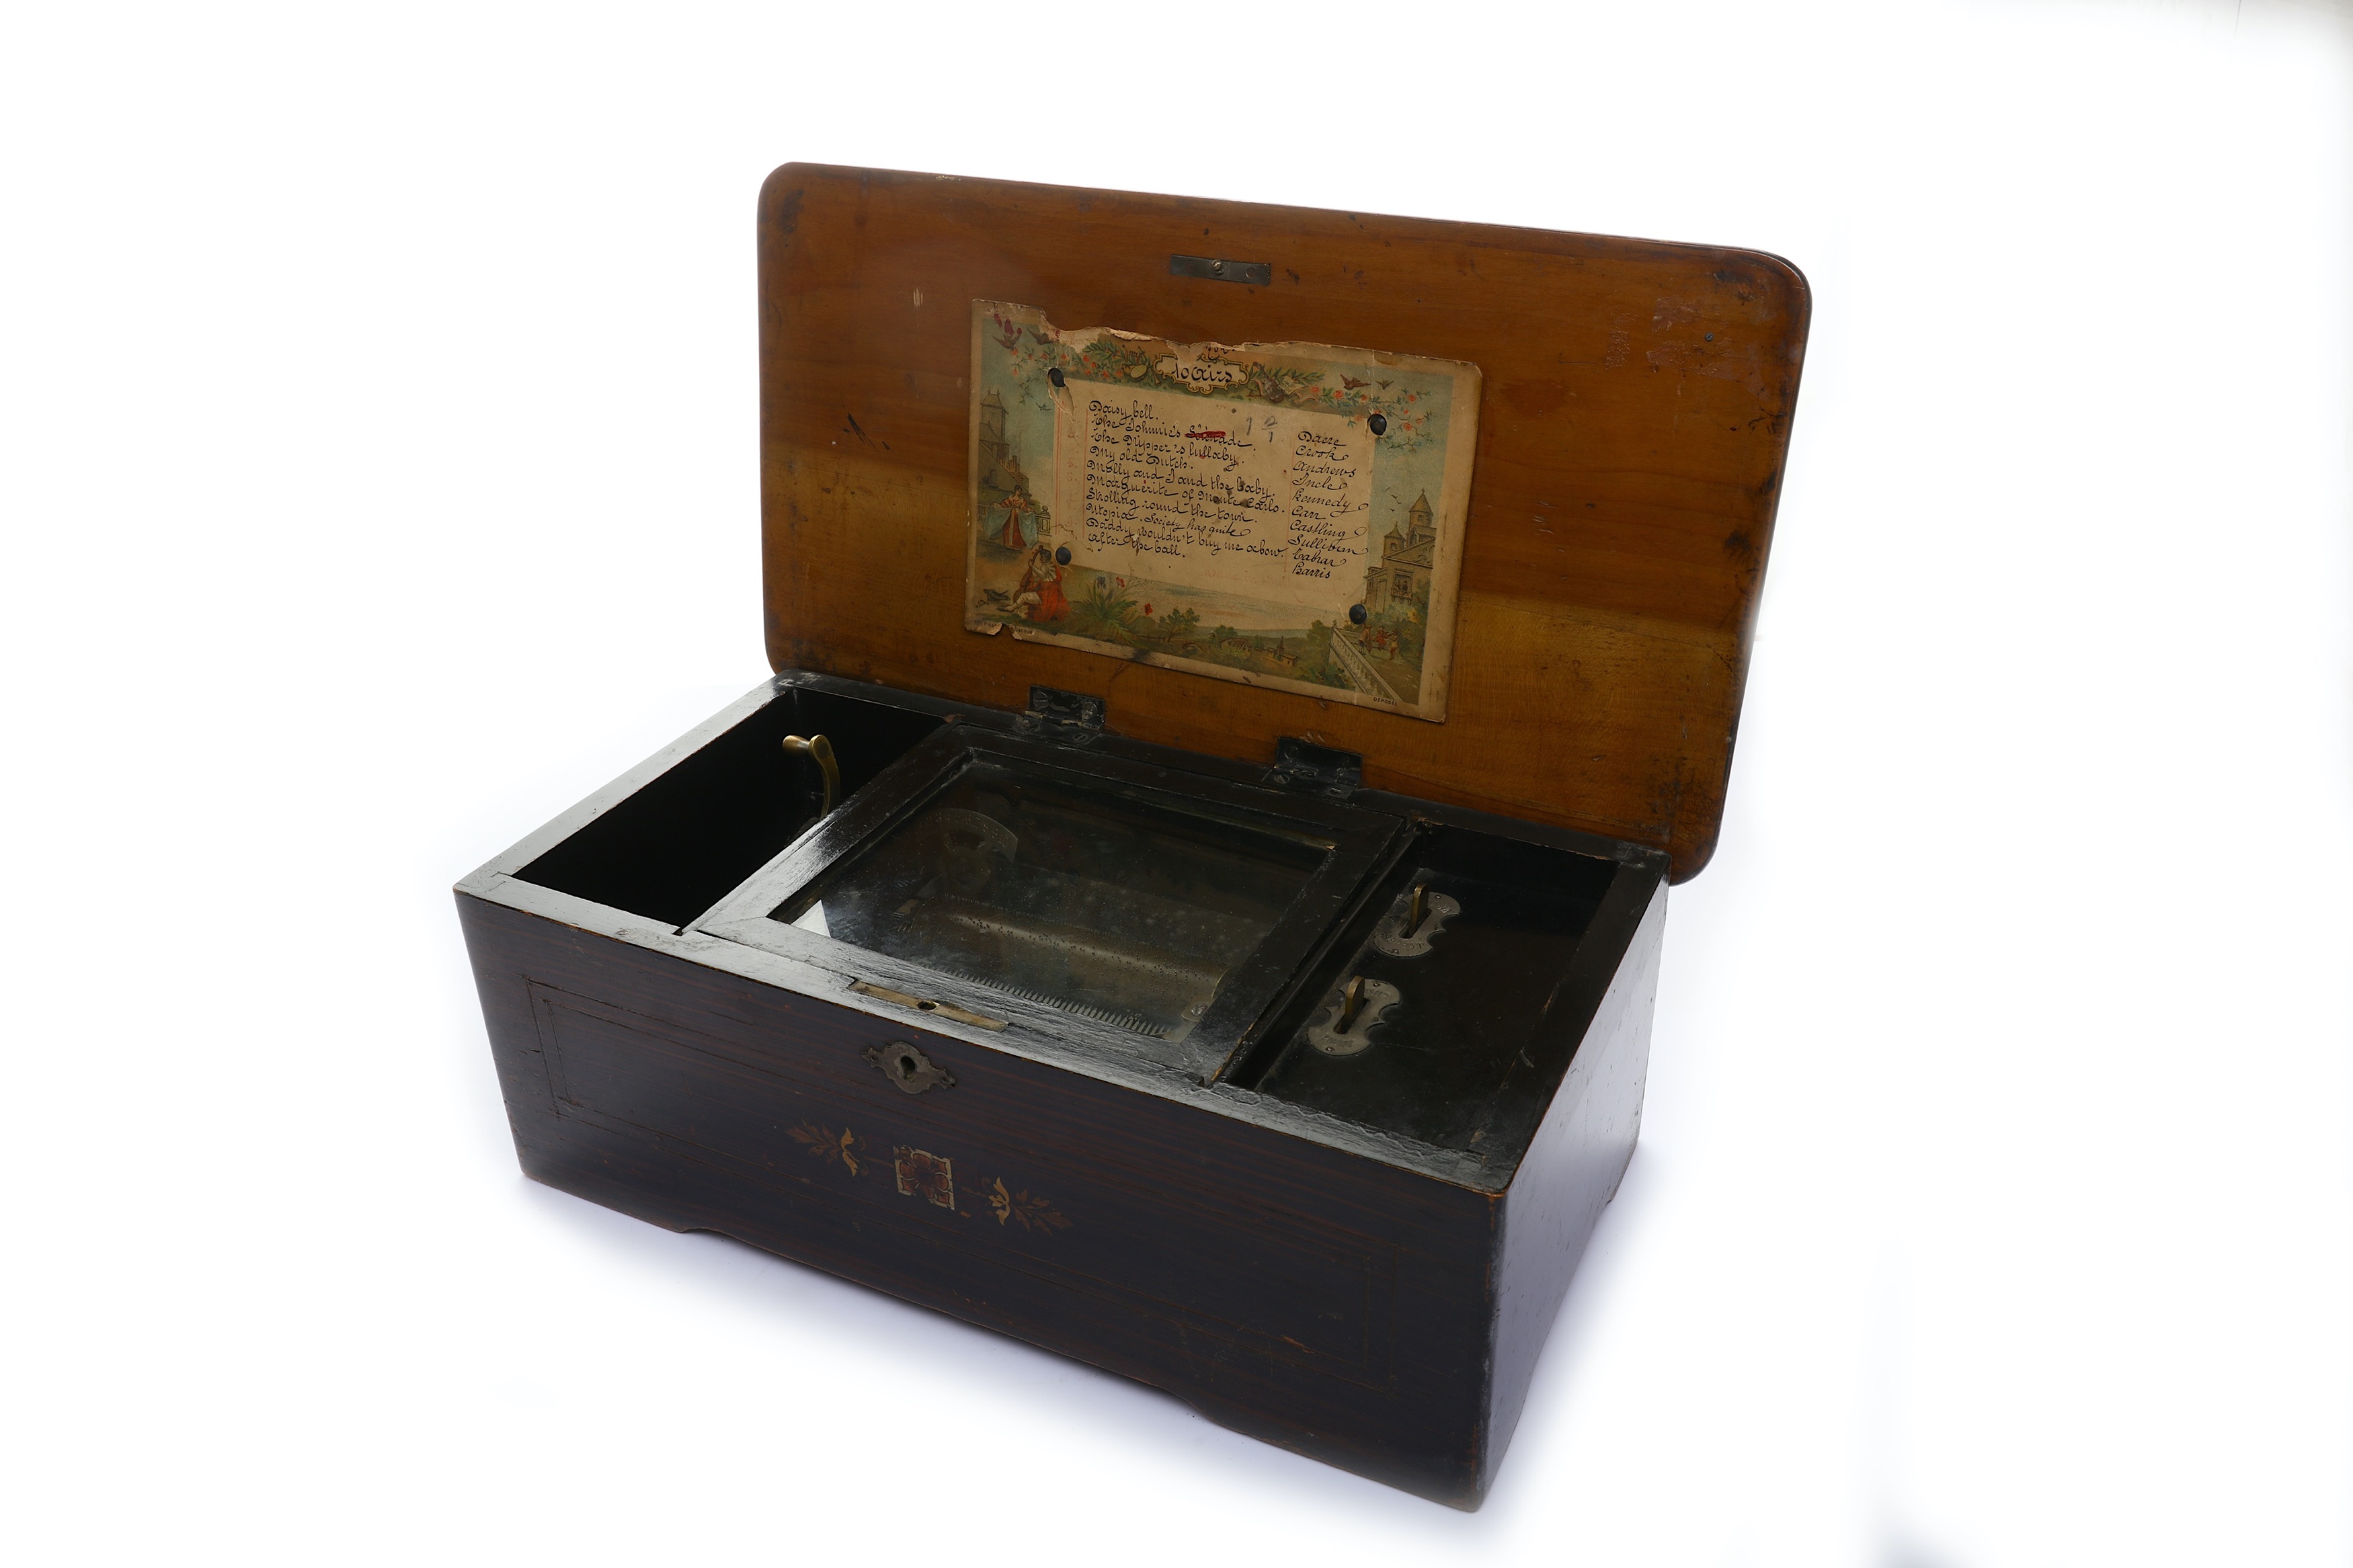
[5,2,2348,1563]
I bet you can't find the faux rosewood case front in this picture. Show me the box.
[462,893,1501,1499]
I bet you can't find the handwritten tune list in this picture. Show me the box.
[1051,390,1376,608]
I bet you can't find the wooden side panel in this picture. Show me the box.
[458,892,1505,1505]
[1482,881,1665,1491]
[758,164,1807,878]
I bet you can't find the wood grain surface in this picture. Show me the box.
[758,164,1808,878]
[461,890,1492,1503]
[458,882,1656,1507]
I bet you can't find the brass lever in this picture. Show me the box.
[1406,882,1429,937]
[782,733,840,817]
[1337,975,1366,1033]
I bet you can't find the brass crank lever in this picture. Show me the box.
[781,733,840,817]
[1337,974,1367,1032]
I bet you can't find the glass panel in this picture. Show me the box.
[774,760,1333,1040]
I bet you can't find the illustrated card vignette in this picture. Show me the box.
[963,300,1482,723]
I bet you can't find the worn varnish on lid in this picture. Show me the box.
[758,163,1808,878]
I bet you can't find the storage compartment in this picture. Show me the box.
[514,685,941,926]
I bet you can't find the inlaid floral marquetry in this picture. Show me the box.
[893,1146,956,1209]
[984,1178,1070,1233]
[787,1121,859,1175]
[781,1120,1069,1233]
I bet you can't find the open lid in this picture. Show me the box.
[758,164,1807,880]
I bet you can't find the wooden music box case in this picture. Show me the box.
[455,163,1808,1508]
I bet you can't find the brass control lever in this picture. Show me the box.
[1309,973,1399,1057]
[781,733,840,817]
[1337,975,1367,1033]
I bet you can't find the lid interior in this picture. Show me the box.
[758,164,1808,879]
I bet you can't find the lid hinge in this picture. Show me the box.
[1015,685,1107,745]
[1265,737,1363,798]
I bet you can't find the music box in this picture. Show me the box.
[456,163,1807,1508]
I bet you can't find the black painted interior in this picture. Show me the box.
[1225,828,1618,1157]
[513,679,1628,1167]
[515,688,942,927]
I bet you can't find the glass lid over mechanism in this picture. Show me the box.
[781,762,1329,1041]
[692,727,1401,1075]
